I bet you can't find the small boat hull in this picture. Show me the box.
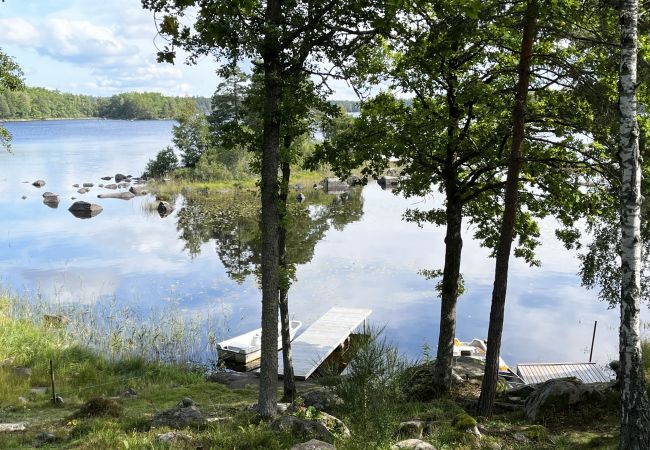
[217,320,302,364]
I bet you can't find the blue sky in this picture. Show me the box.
[0,0,223,96]
[0,1,358,99]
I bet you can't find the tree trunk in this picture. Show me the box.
[477,0,538,418]
[257,0,282,420]
[279,143,296,403]
[618,1,650,448]
[432,193,463,396]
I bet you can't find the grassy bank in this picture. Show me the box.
[0,291,625,449]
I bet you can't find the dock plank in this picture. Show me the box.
[279,307,372,380]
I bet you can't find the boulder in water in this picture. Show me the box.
[68,201,102,219]
[97,191,135,200]
[32,180,46,188]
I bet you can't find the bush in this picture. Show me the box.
[143,146,178,178]
[329,328,407,444]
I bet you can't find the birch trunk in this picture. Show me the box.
[257,0,282,419]
[618,0,650,447]
[477,0,538,418]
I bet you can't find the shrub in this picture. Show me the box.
[143,146,178,178]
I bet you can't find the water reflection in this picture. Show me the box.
[176,187,365,284]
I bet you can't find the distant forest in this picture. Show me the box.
[0,87,359,120]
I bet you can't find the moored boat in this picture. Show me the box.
[453,338,511,373]
[217,320,302,364]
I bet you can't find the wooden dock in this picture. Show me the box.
[279,307,372,380]
[517,362,614,385]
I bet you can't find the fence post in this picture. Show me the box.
[50,359,56,404]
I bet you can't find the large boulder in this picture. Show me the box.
[77,188,90,194]
[68,201,103,219]
[97,191,135,200]
[453,357,485,380]
[301,389,344,413]
[32,180,46,188]
[42,192,60,208]
[524,377,611,422]
[322,177,349,193]
[115,173,127,183]
[151,397,206,429]
[104,183,118,190]
[391,439,436,450]
[399,421,426,439]
[291,439,336,450]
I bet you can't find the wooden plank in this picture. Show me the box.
[279,307,371,380]
[516,362,613,385]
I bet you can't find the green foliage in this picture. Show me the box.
[173,112,211,168]
[329,328,407,444]
[143,146,179,178]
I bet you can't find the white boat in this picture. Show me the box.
[217,321,302,364]
[453,338,511,373]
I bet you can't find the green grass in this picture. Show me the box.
[0,292,627,449]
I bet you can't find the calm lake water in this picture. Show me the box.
[1,119,646,368]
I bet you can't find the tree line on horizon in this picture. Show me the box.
[0,86,360,121]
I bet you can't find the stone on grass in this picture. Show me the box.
[155,431,193,444]
[0,422,28,432]
[524,377,611,422]
[151,398,206,429]
[12,366,32,378]
[33,432,56,447]
[290,439,336,450]
[271,415,333,443]
[391,439,436,450]
[399,420,426,439]
[301,389,344,413]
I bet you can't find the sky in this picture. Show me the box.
[0,0,358,99]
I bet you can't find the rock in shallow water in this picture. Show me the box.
[68,201,103,219]
[97,191,135,200]
[32,180,45,187]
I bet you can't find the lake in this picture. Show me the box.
[0,119,644,368]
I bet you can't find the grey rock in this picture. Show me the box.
[157,201,174,218]
[119,388,138,398]
[291,439,336,450]
[43,198,60,208]
[97,191,135,200]
[104,183,118,190]
[524,377,611,422]
[129,186,147,196]
[346,175,362,186]
[399,421,426,439]
[453,356,485,380]
[32,180,46,187]
[54,395,64,405]
[73,184,80,188]
[296,193,306,202]
[21,196,26,200]
[98,184,104,188]
[115,173,127,182]
[504,384,535,399]
[378,176,399,189]
[271,415,333,443]
[83,183,94,187]
[391,439,436,450]
[322,177,349,193]
[206,371,258,389]
[293,183,305,190]
[301,389,344,413]
[33,432,56,447]
[117,182,129,188]
[101,176,112,181]
[68,201,103,219]
[151,400,206,429]
[155,431,192,444]
[77,188,89,194]
[0,422,28,432]
[13,366,32,378]
[42,192,57,198]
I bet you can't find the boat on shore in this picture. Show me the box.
[217,321,303,364]
[453,338,511,373]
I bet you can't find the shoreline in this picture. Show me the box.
[1,117,178,123]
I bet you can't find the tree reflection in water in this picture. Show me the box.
[176,186,364,285]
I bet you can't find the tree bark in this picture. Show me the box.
[257,0,282,420]
[477,0,538,418]
[432,191,463,396]
[279,141,296,403]
[618,1,650,448]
